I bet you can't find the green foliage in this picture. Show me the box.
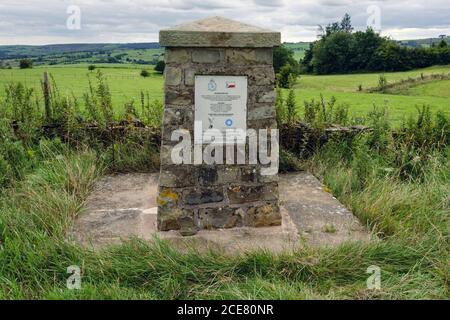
[154,60,165,74]
[279,149,303,172]
[274,46,300,90]
[437,39,447,48]
[0,133,448,298]
[104,132,160,173]
[2,82,40,145]
[366,105,390,152]
[276,64,297,88]
[19,59,33,69]
[275,87,285,126]
[393,106,449,180]
[311,31,355,74]
[286,89,297,125]
[0,72,164,191]
[140,69,150,77]
[273,45,299,74]
[302,14,450,74]
[139,91,163,127]
[0,83,448,298]
[303,95,349,128]
[88,65,96,71]
[83,70,114,126]
[377,74,388,92]
[318,12,354,36]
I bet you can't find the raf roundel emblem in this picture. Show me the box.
[225,119,233,127]
[208,79,217,91]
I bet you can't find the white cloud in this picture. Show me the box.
[0,0,448,45]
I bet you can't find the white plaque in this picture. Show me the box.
[195,75,247,144]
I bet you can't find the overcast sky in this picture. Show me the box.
[0,0,449,45]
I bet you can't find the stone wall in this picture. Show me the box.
[157,47,280,235]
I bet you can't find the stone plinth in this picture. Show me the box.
[157,17,281,235]
[72,172,371,252]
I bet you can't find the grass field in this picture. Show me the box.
[0,64,449,123]
[0,127,447,299]
[407,79,450,98]
[0,61,448,299]
[0,64,163,112]
[291,65,450,124]
[283,42,309,61]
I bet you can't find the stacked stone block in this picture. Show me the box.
[157,17,281,235]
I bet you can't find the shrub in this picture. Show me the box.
[276,64,297,89]
[273,45,300,73]
[377,74,388,92]
[366,104,390,152]
[140,69,150,78]
[154,60,165,74]
[279,149,303,172]
[286,89,297,125]
[88,65,96,71]
[84,70,114,126]
[139,91,163,127]
[19,59,33,69]
[275,88,285,126]
[303,95,348,128]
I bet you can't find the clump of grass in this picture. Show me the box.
[84,70,114,127]
[303,95,349,128]
[377,74,388,92]
[323,224,337,233]
[279,148,304,172]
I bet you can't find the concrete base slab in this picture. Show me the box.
[71,172,371,253]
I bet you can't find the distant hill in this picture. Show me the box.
[0,43,162,67]
[1,37,448,67]
[283,42,310,60]
[398,36,449,48]
[0,43,160,59]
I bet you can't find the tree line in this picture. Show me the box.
[300,14,450,74]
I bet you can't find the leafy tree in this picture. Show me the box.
[273,45,299,73]
[438,39,448,48]
[88,65,96,71]
[19,59,33,69]
[311,31,354,74]
[154,60,165,74]
[350,28,385,70]
[319,13,354,37]
[300,43,314,73]
[340,13,353,33]
[301,13,450,74]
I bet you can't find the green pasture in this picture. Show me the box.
[291,65,450,124]
[283,42,309,61]
[0,64,164,112]
[0,64,449,124]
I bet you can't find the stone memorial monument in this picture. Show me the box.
[157,16,281,235]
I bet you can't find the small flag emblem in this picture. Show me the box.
[226,81,236,88]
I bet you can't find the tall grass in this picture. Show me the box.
[0,73,161,190]
[0,78,448,299]
[304,106,449,299]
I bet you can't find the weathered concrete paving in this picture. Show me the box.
[71,172,371,253]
